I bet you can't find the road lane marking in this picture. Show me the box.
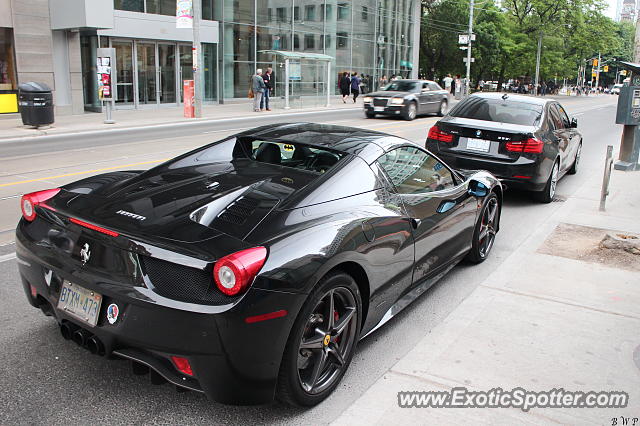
[0,252,16,263]
[0,159,167,188]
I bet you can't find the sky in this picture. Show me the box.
[604,0,618,19]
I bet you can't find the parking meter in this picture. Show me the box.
[614,61,640,170]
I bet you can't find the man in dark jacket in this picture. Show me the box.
[261,67,273,111]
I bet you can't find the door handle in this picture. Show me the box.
[437,200,457,213]
[406,217,421,229]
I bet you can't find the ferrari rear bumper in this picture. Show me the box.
[16,226,306,405]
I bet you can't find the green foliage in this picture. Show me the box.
[419,0,635,87]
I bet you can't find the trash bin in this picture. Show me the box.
[18,82,54,127]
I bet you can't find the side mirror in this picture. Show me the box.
[571,117,578,128]
[468,180,489,197]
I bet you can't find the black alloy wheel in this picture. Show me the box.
[466,192,499,263]
[277,272,361,406]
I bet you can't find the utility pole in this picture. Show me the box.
[465,0,475,96]
[595,51,601,90]
[192,0,203,118]
[534,31,542,95]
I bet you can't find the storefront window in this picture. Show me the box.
[0,29,17,90]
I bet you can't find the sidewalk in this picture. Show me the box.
[0,97,363,141]
[334,167,640,423]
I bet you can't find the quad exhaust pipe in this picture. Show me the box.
[60,322,105,356]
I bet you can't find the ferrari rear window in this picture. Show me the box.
[235,139,345,174]
[449,96,543,126]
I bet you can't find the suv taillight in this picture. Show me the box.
[20,188,60,222]
[506,138,544,154]
[213,247,267,296]
[427,125,454,143]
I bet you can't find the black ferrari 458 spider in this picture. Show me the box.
[16,123,502,406]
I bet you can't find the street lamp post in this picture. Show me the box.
[465,0,475,96]
[192,0,203,118]
[533,31,543,96]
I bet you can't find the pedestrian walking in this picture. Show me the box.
[478,79,485,92]
[260,67,273,111]
[351,72,361,103]
[454,74,462,100]
[251,69,266,112]
[443,74,453,95]
[379,75,388,89]
[339,72,351,103]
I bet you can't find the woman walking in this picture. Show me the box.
[339,72,351,103]
[351,72,361,103]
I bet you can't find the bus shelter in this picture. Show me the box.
[258,50,333,109]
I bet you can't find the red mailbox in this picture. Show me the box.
[183,80,194,118]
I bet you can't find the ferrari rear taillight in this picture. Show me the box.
[427,125,454,143]
[20,188,60,222]
[213,247,267,296]
[171,356,193,376]
[506,138,544,154]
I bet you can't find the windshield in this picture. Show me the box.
[449,96,543,126]
[383,81,418,92]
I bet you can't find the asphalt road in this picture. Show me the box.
[0,95,620,425]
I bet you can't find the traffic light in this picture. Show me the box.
[604,65,609,72]
[593,59,598,66]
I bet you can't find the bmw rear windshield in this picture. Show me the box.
[448,96,543,126]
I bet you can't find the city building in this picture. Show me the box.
[620,0,636,23]
[0,0,419,115]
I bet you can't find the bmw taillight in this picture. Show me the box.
[20,188,60,222]
[427,125,454,143]
[506,138,544,154]
[213,247,267,296]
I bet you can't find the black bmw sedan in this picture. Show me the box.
[363,79,449,120]
[16,123,502,407]
[426,93,582,202]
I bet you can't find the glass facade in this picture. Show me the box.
[220,0,418,98]
[96,0,417,107]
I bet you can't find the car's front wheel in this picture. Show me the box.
[438,100,448,116]
[568,142,581,175]
[466,192,500,263]
[365,111,376,119]
[277,272,361,406]
[403,102,417,121]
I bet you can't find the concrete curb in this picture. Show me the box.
[0,106,362,145]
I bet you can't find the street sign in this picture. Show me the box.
[176,0,193,28]
[463,57,475,63]
[458,34,475,44]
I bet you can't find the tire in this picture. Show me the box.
[437,100,448,116]
[534,160,559,203]
[403,102,417,121]
[276,271,362,407]
[365,111,376,119]
[568,142,581,175]
[466,192,500,263]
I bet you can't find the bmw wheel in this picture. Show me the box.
[466,192,499,263]
[277,272,361,406]
[568,142,581,175]
[535,160,559,203]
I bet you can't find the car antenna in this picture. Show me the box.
[501,93,509,100]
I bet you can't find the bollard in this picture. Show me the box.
[600,145,614,211]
